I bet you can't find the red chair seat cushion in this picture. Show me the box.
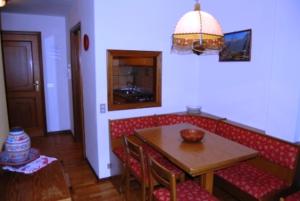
[142,143,164,159]
[129,156,183,183]
[113,146,126,162]
[153,180,219,201]
[216,163,287,199]
[114,145,182,183]
[113,145,164,163]
[285,191,300,201]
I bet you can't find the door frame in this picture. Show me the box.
[70,23,86,157]
[1,31,47,136]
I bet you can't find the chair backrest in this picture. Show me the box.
[123,136,146,182]
[148,156,177,201]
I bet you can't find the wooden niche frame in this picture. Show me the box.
[107,49,162,111]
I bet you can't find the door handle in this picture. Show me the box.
[33,80,39,92]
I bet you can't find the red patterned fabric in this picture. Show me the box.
[285,191,300,201]
[157,114,186,126]
[142,143,164,159]
[112,146,126,162]
[110,116,157,139]
[216,122,299,170]
[129,156,183,183]
[216,163,287,199]
[113,145,181,181]
[153,180,219,201]
[185,115,218,133]
[157,114,219,133]
[113,144,165,163]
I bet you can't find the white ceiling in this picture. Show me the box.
[1,0,73,16]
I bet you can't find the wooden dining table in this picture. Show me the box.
[135,123,258,193]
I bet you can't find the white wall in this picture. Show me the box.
[1,13,71,132]
[0,36,9,150]
[266,0,300,141]
[67,0,100,176]
[195,0,300,142]
[67,0,300,178]
[94,0,201,178]
[67,0,201,178]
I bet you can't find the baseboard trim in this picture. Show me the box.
[85,158,100,181]
[47,130,73,135]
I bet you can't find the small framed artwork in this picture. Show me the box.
[219,29,252,61]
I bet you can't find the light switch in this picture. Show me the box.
[100,104,106,113]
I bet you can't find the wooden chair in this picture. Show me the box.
[280,191,300,201]
[148,156,219,201]
[123,135,149,201]
[123,136,185,201]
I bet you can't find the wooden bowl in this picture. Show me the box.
[180,129,205,143]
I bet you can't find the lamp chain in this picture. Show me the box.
[198,3,203,44]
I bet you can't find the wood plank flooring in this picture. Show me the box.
[30,133,239,201]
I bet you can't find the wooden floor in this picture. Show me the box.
[31,133,240,201]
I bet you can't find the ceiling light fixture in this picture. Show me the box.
[172,0,224,55]
[0,0,6,7]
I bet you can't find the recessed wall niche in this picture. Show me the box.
[107,50,162,111]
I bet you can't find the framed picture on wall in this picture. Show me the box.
[219,29,252,61]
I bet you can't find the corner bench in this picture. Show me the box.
[109,113,300,201]
[215,120,300,201]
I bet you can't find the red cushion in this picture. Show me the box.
[110,116,157,139]
[112,146,126,162]
[285,191,300,201]
[185,115,218,133]
[155,157,183,176]
[153,180,219,201]
[216,163,287,199]
[128,157,145,181]
[113,144,164,163]
[216,122,299,170]
[142,143,164,159]
[129,156,183,183]
[157,114,186,126]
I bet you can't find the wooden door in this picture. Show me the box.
[70,24,85,156]
[2,32,46,137]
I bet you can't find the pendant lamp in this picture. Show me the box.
[172,1,224,55]
[0,0,5,7]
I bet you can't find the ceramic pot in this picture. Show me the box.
[5,127,31,163]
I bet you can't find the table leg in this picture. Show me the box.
[200,171,214,193]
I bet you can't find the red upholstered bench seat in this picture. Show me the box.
[110,113,300,201]
[215,121,299,201]
[129,156,183,183]
[216,121,299,170]
[216,162,288,199]
[112,146,182,182]
[113,146,127,162]
[153,180,219,201]
[142,143,164,160]
[283,191,300,201]
[113,144,164,164]
[110,115,158,139]
[110,114,220,139]
[157,114,219,133]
